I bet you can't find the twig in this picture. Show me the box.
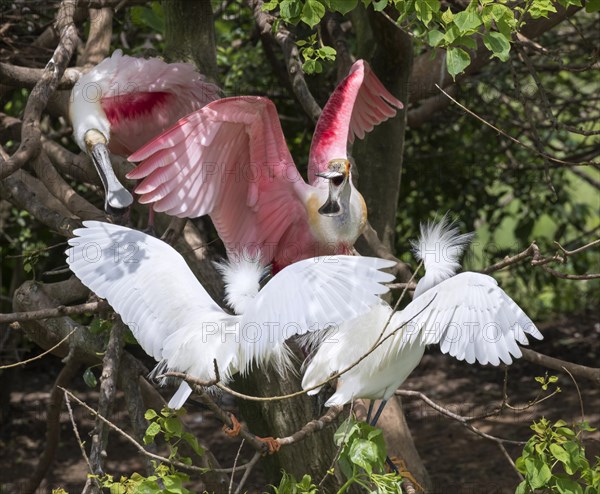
[233,452,261,494]
[0,169,82,238]
[0,301,108,324]
[229,439,245,494]
[561,367,585,425]
[64,392,93,472]
[0,329,75,369]
[435,84,598,168]
[59,387,209,474]
[0,62,81,89]
[396,390,525,445]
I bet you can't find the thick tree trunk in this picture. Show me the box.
[162,0,218,81]
[351,5,431,490]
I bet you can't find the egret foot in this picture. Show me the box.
[256,436,281,455]
[386,456,424,492]
[222,412,241,437]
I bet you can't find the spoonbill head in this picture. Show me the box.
[70,49,219,213]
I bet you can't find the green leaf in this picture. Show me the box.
[415,0,440,26]
[328,0,358,14]
[164,417,183,436]
[453,10,482,32]
[318,45,336,58]
[446,47,471,79]
[441,7,454,24]
[555,476,584,494]
[550,443,571,465]
[427,29,445,47]
[525,457,552,489]
[586,0,600,12]
[372,0,389,11]
[515,480,528,494]
[301,0,326,27]
[529,0,557,19]
[483,32,511,61]
[130,4,164,34]
[182,432,205,457]
[83,367,98,388]
[334,419,360,446]
[280,0,302,21]
[348,438,379,475]
[144,409,158,421]
[144,422,162,444]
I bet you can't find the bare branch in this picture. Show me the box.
[277,405,343,446]
[0,169,81,237]
[519,348,600,385]
[0,0,79,180]
[87,321,126,479]
[0,62,81,89]
[0,301,107,324]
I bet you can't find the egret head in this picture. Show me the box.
[316,159,351,216]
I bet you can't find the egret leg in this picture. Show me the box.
[385,456,399,474]
[366,400,375,423]
[369,399,387,427]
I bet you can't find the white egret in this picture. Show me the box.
[301,217,543,426]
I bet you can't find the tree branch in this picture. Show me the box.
[519,348,600,385]
[0,0,79,180]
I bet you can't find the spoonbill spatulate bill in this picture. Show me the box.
[65,221,395,408]
[301,217,543,423]
[69,50,219,213]
[128,60,403,271]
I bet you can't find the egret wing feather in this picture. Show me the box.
[388,272,543,366]
[238,256,396,373]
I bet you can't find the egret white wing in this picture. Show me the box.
[391,272,542,366]
[238,256,396,371]
[66,221,226,361]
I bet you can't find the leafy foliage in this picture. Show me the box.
[515,418,600,493]
[261,0,584,76]
[93,408,205,494]
[270,417,403,493]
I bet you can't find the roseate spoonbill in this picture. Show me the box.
[69,50,219,213]
[128,60,403,270]
[301,217,543,424]
[65,221,395,408]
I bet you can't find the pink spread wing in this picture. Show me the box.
[92,50,220,155]
[308,60,403,183]
[128,96,310,265]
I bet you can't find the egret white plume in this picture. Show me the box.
[410,215,474,297]
[214,252,265,314]
[302,217,543,407]
[66,221,395,408]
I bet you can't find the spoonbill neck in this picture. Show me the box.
[307,181,367,250]
[70,83,111,152]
